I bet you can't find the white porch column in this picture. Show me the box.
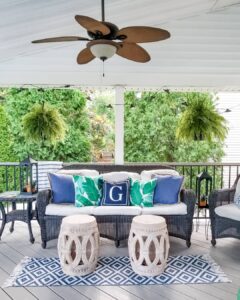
[114,86,125,165]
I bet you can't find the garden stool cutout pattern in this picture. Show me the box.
[128,215,170,276]
[58,215,99,276]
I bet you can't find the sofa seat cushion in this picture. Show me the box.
[142,202,187,215]
[215,203,240,221]
[93,206,142,216]
[45,203,94,216]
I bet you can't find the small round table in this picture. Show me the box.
[128,215,170,276]
[0,191,37,243]
[58,215,99,276]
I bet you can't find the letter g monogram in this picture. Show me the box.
[109,186,123,202]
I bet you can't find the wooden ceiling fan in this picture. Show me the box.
[32,0,170,64]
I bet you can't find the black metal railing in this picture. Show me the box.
[0,162,21,193]
[167,162,239,191]
[63,161,240,191]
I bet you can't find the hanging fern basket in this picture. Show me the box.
[176,94,228,142]
[22,103,67,145]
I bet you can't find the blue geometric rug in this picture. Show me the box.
[3,255,230,287]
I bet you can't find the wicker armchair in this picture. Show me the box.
[36,189,196,249]
[209,175,240,246]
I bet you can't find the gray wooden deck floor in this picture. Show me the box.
[0,221,239,300]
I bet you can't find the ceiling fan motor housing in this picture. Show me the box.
[87,22,119,40]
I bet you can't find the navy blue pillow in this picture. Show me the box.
[48,173,75,204]
[99,180,130,206]
[153,175,184,204]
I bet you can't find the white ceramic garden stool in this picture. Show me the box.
[128,215,170,276]
[58,215,99,276]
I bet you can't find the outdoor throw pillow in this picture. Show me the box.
[74,175,102,207]
[153,175,184,205]
[99,180,130,206]
[233,178,240,208]
[130,179,157,207]
[48,173,75,204]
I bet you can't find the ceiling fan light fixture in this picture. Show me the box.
[88,40,118,61]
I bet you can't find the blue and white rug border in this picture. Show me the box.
[3,256,32,288]
[2,254,231,288]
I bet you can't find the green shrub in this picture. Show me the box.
[3,88,91,162]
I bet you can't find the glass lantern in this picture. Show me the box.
[196,170,212,209]
[20,157,38,195]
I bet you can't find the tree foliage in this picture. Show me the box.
[124,91,225,162]
[0,88,226,165]
[87,91,115,161]
[3,88,91,162]
[0,104,17,192]
[0,105,16,162]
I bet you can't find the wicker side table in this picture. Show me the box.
[58,215,99,276]
[128,215,170,276]
[0,191,37,243]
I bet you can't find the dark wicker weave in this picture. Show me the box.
[36,188,196,249]
[209,175,240,246]
[0,191,37,243]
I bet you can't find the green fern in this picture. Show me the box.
[22,103,67,144]
[176,93,228,142]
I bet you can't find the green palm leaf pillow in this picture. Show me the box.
[130,179,157,207]
[73,175,102,207]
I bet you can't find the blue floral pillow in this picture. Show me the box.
[99,180,130,206]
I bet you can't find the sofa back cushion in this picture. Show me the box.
[233,177,240,208]
[130,179,157,207]
[153,175,184,204]
[48,173,75,204]
[57,169,99,177]
[101,171,140,182]
[99,180,130,206]
[74,175,101,207]
[141,169,179,181]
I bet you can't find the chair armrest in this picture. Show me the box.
[36,189,51,221]
[208,188,235,210]
[180,189,196,218]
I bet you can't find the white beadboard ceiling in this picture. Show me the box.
[1,0,240,91]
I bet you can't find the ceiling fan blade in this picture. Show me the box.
[116,43,150,63]
[116,26,170,43]
[32,36,89,43]
[77,48,95,64]
[75,15,110,35]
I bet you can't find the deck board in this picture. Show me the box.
[0,221,239,300]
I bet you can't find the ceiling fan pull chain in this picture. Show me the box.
[102,61,105,77]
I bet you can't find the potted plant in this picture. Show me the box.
[176,93,228,142]
[22,102,66,145]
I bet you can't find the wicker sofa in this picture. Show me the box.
[36,165,196,249]
[209,175,240,246]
